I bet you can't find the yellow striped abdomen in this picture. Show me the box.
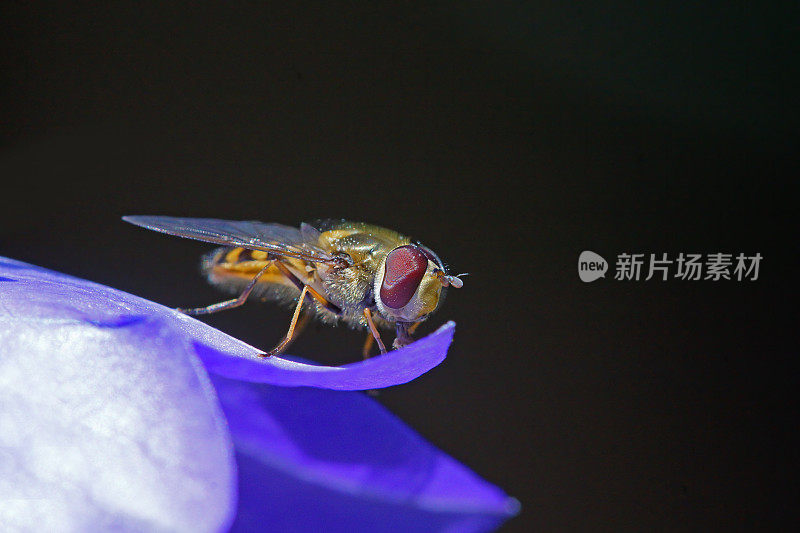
[202,247,317,297]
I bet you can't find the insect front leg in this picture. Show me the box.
[177,262,272,315]
[392,321,420,350]
[363,308,388,356]
[361,331,375,359]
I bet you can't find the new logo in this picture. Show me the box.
[578,251,608,282]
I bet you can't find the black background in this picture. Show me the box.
[1,3,795,531]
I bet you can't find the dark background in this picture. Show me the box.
[1,3,795,531]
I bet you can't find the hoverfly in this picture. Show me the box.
[123,216,463,358]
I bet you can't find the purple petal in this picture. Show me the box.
[211,376,520,532]
[192,321,455,390]
[0,272,236,530]
[0,257,453,391]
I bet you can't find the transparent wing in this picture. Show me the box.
[123,215,337,263]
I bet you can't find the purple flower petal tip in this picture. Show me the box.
[193,320,455,390]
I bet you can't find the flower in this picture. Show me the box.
[0,257,519,532]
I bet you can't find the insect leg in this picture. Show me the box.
[272,260,343,315]
[392,321,419,350]
[362,331,375,359]
[262,285,310,357]
[362,314,419,357]
[177,262,272,315]
[363,308,387,355]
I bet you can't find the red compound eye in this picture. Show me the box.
[380,245,428,309]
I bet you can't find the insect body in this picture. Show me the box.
[123,216,463,357]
